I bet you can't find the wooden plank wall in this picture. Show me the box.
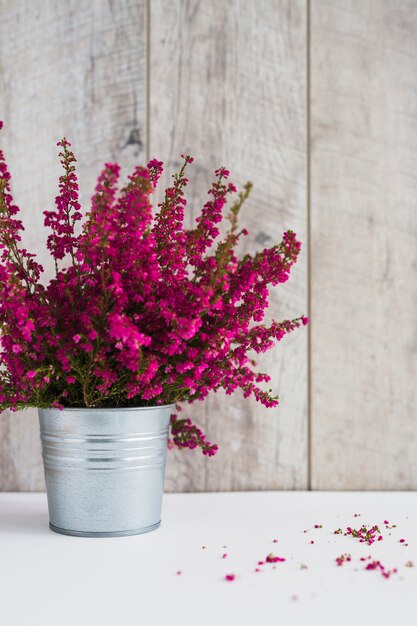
[310,0,417,489]
[1,0,416,492]
[0,0,148,490]
[151,0,308,492]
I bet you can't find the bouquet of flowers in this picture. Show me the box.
[0,122,307,455]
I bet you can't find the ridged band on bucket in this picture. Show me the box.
[40,429,168,471]
[38,405,173,537]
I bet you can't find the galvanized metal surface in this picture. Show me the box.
[38,405,173,537]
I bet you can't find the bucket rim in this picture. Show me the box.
[38,403,176,413]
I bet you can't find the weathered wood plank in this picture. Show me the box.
[311,0,417,489]
[0,0,147,490]
[151,0,308,491]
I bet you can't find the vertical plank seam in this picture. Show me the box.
[306,0,312,491]
[146,0,151,162]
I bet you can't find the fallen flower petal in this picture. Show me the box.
[265,553,286,563]
[364,560,397,579]
[335,553,352,567]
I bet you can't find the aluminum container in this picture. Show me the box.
[38,405,173,537]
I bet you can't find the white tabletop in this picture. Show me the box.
[0,491,416,626]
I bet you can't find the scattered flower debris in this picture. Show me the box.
[181,516,410,585]
[346,525,381,545]
[365,560,397,579]
[265,553,286,563]
[336,553,352,567]
[358,556,398,579]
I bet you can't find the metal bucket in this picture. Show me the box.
[38,405,173,537]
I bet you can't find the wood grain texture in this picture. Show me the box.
[151,0,308,491]
[0,0,147,490]
[310,0,417,489]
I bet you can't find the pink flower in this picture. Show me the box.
[335,553,351,567]
[265,553,286,563]
[0,126,307,452]
[345,524,381,545]
[364,559,397,579]
[169,415,218,456]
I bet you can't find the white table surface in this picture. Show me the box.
[0,491,416,626]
